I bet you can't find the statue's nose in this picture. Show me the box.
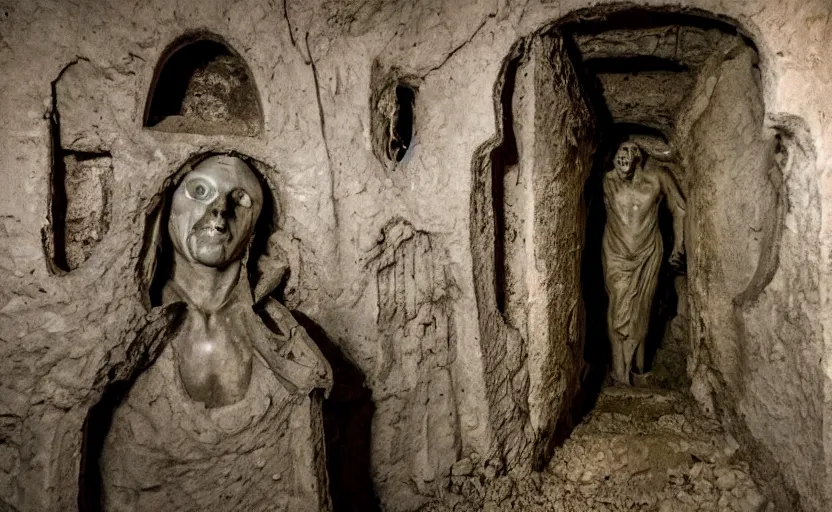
[209,194,230,218]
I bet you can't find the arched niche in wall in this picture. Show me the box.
[369,63,420,171]
[143,32,263,136]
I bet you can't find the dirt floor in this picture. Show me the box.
[420,386,771,512]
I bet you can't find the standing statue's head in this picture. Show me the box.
[168,155,264,268]
[613,140,643,179]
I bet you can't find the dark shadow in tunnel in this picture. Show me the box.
[291,312,380,512]
[580,130,614,413]
[78,380,131,511]
[643,200,683,380]
[490,53,520,317]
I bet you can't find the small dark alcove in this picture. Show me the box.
[390,85,415,162]
[144,34,263,136]
[369,65,419,169]
[291,312,380,512]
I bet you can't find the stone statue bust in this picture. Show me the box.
[602,140,686,385]
[99,154,333,511]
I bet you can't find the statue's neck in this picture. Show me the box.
[169,252,244,313]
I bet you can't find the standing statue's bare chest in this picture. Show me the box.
[611,175,660,216]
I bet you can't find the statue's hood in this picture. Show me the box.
[138,152,288,309]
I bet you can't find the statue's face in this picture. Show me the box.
[168,156,264,268]
[613,142,640,177]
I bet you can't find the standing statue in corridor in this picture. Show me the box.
[602,140,686,385]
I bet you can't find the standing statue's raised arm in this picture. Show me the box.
[659,166,687,267]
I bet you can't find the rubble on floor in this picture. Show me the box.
[420,386,771,512]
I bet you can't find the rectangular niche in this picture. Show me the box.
[48,152,113,272]
[45,58,115,273]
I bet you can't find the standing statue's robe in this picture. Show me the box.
[600,143,686,383]
[601,165,667,381]
[601,220,663,367]
[100,278,332,512]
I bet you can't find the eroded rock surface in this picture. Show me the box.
[575,26,727,67]
[0,1,829,511]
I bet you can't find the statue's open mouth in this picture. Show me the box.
[201,225,227,236]
[192,225,231,244]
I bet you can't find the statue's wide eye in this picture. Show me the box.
[185,179,216,201]
[233,189,252,208]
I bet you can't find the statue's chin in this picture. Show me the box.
[617,167,634,178]
[186,228,247,267]
[188,239,232,268]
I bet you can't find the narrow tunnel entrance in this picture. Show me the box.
[471,5,770,477]
[566,9,755,397]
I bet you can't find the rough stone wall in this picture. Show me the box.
[521,32,595,466]
[677,41,825,510]
[0,0,830,511]
[362,218,462,506]
[598,72,694,134]
[469,40,537,477]
[470,28,594,475]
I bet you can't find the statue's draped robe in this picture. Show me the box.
[602,223,663,363]
[601,167,668,379]
[100,281,332,512]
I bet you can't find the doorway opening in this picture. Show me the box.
[470,5,766,473]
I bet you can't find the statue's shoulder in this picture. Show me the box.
[642,157,674,175]
[602,171,616,187]
[601,172,618,200]
[636,161,666,184]
[256,297,333,396]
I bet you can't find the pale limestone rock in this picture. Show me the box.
[0,1,829,511]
